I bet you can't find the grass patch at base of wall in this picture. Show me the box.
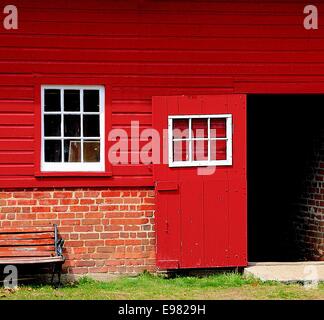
[0,273,323,300]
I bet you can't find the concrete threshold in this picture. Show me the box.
[244,261,324,283]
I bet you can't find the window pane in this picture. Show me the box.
[84,90,99,112]
[173,140,189,162]
[83,115,100,137]
[210,118,226,139]
[210,140,227,161]
[193,139,208,161]
[44,115,61,137]
[64,90,80,111]
[44,89,60,112]
[192,119,208,139]
[64,115,80,137]
[45,140,61,162]
[84,140,100,162]
[64,140,81,162]
[173,119,189,139]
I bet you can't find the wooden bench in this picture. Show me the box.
[0,225,65,285]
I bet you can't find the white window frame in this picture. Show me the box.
[41,85,105,172]
[168,114,233,167]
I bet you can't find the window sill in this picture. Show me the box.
[35,171,112,178]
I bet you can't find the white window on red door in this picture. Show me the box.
[168,114,233,167]
[41,85,105,172]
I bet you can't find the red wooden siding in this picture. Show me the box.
[0,0,324,188]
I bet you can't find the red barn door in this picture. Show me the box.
[153,95,247,269]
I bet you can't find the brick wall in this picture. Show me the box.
[0,187,156,277]
[293,127,324,261]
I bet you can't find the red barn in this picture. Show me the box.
[0,0,323,278]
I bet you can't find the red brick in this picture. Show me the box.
[80,233,99,240]
[52,206,69,212]
[123,198,141,204]
[70,206,89,212]
[17,200,37,206]
[0,193,11,199]
[101,191,121,197]
[66,241,84,247]
[53,192,73,198]
[61,219,80,226]
[85,240,105,247]
[97,246,115,253]
[33,192,52,199]
[143,197,155,204]
[105,239,125,245]
[84,191,100,198]
[0,187,156,276]
[1,207,20,213]
[88,267,109,273]
[99,205,119,211]
[82,218,101,225]
[36,213,57,219]
[138,205,155,211]
[104,212,124,218]
[16,213,36,220]
[13,192,32,199]
[110,218,149,225]
[80,199,95,205]
[74,226,94,232]
[32,206,51,213]
[84,212,102,219]
[103,225,123,231]
[70,268,88,274]
[60,199,79,205]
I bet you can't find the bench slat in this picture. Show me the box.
[0,227,54,234]
[0,233,54,240]
[0,246,54,253]
[0,225,63,261]
[0,239,54,246]
[0,257,64,264]
[0,251,54,257]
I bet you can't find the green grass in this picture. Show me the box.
[0,272,323,300]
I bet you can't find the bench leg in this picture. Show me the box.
[50,263,63,288]
[50,263,56,285]
[57,263,62,287]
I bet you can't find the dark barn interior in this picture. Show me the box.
[247,95,323,262]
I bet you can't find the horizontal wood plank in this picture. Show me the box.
[0,227,55,233]
[0,251,54,257]
[0,233,54,240]
[0,256,64,264]
[0,239,54,246]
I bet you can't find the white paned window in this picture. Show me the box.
[41,85,105,172]
[168,114,232,167]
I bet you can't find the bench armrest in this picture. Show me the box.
[54,224,64,257]
[56,238,64,257]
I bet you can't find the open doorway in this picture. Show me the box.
[247,95,323,262]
